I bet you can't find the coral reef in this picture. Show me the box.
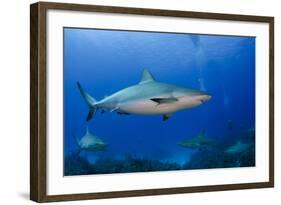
[182,144,255,170]
[64,153,181,176]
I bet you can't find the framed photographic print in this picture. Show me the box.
[30,1,274,202]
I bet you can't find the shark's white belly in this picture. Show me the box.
[118,98,201,115]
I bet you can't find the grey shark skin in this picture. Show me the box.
[177,130,216,150]
[75,127,108,152]
[77,69,211,121]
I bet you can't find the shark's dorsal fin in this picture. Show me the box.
[139,69,155,84]
[198,129,205,140]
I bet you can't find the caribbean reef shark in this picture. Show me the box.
[77,69,211,121]
[74,127,108,152]
[177,130,216,150]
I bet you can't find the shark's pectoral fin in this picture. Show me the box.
[151,97,178,105]
[163,113,172,121]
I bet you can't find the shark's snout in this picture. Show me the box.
[194,91,211,103]
[201,94,211,102]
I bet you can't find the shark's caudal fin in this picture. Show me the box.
[77,82,97,121]
[139,69,156,84]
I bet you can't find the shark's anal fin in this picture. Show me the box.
[163,113,172,121]
[151,97,178,105]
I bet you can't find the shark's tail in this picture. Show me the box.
[77,82,97,121]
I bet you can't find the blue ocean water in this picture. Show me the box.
[63,28,255,175]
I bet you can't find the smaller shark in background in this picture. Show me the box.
[224,141,250,154]
[177,130,216,150]
[74,127,108,152]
